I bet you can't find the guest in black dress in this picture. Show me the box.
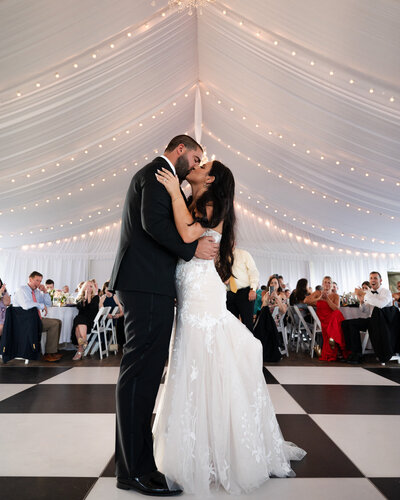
[99,281,125,346]
[72,281,100,360]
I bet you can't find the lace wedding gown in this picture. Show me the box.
[153,230,306,495]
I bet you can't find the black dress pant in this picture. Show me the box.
[341,317,370,354]
[227,286,254,332]
[115,291,174,479]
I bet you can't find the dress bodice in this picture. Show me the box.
[201,228,222,243]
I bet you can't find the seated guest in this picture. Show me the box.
[278,275,286,292]
[72,281,100,360]
[332,282,339,294]
[262,275,287,324]
[392,280,400,304]
[290,278,309,305]
[341,271,392,364]
[99,281,123,319]
[71,281,84,299]
[62,285,69,294]
[13,272,62,362]
[253,285,265,319]
[315,285,322,292]
[91,278,100,295]
[284,289,291,301]
[253,275,284,363]
[305,276,348,361]
[0,278,11,336]
[45,279,55,292]
[361,281,371,292]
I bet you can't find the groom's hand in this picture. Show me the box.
[195,236,219,260]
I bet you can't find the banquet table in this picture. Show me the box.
[46,306,78,344]
[339,306,369,320]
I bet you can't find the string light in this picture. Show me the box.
[1,87,195,198]
[2,6,173,103]
[20,220,122,251]
[204,126,400,224]
[201,85,399,188]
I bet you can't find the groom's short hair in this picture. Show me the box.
[165,135,203,153]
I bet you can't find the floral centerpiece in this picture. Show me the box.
[52,290,74,306]
[340,292,360,307]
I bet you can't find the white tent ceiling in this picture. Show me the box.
[0,0,399,288]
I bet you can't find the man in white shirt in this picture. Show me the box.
[227,248,259,332]
[13,271,62,362]
[342,271,392,364]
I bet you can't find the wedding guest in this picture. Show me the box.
[99,281,124,319]
[62,285,69,294]
[226,247,259,332]
[71,281,100,360]
[71,281,84,299]
[305,276,348,361]
[0,278,11,337]
[392,280,400,303]
[13,272,62,362]
[342,271,392,364]
[91,278,100,295]
[278,275,286,292]
[332,282,339,294]
[253,286,265,318]
[284,289,291,301]
[315,285,322,292]
[289,278,310,306]
[361,281,371,292]
[253,275,285,362]
[45,279,55,291]
[262,274,287,323]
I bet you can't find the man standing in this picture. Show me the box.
[226,247,259,332]
[341,271,392,364]
[109,135,218,496]
[13,271,62,362]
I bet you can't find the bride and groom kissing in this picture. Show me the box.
[109,135,305,496]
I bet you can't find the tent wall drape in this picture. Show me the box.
[2,209,399,296]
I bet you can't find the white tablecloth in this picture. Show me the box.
[46,306,78,344]
[339,306,369,320]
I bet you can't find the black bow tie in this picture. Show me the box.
[371,290,378,294]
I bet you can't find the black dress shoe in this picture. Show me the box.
[117,470,183,496]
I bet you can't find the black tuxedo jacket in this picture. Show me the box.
[0,306,42,363]
[109,157,197,297]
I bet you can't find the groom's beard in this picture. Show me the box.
[175,153,190,181]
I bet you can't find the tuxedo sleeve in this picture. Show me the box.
[140,168,198,261]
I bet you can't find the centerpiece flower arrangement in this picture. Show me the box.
[52,290,74,306]
[340,292,360,307]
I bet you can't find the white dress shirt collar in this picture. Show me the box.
[159,155,176,176]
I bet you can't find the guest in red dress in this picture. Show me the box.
[305,276,349,361]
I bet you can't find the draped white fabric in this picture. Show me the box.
[0,1,399,292]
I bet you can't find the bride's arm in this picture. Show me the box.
[155,167,212,243]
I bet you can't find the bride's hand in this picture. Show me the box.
[155,168,181,199]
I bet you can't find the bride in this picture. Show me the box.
[154,160,305,495]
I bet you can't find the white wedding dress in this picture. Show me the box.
[153,229,306,495]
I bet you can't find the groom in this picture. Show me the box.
[109,135,218,496]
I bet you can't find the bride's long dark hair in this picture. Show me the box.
[189,160,236,281]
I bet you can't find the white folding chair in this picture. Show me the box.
[272,306,289,357]
[307,306,323,358]
[84,306,111,359]
[293,305,314,355]
[104,306,119,355]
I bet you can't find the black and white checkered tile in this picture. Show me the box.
[0,362,399,499]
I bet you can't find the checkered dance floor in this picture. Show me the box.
[0,357,399,499]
